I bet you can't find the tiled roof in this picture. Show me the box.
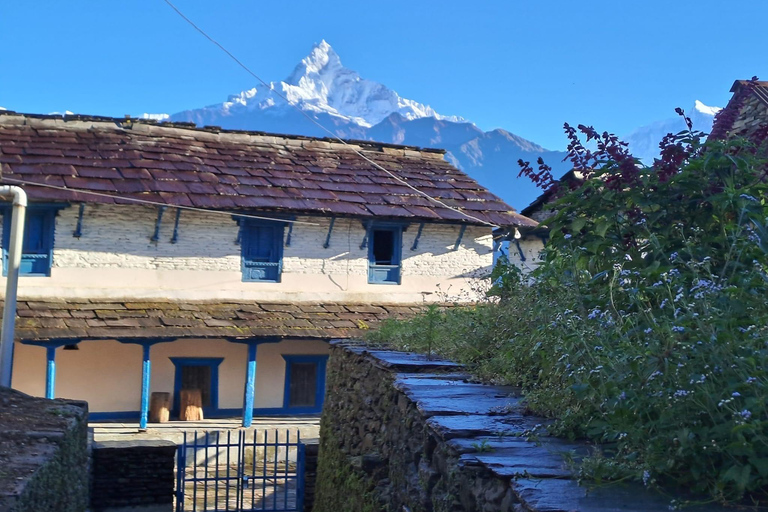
[10,299,428,342]
[709,79,768,141]
[0,112,536,227]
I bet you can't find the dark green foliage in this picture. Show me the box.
[370,125,768,505]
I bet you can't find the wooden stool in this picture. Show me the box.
[149,392,171,423]
[179,389,204,421]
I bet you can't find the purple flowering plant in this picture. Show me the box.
[371,106,768,503]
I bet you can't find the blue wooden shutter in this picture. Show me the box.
[3,208,55,276]
[242,223,282,282]
[21,210,54,275]
[368,226,402,284]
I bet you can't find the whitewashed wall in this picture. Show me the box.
[502,237,546,272]
[0,203,494,303]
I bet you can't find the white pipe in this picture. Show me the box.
[0,186,26,388]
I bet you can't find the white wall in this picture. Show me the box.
[499,237,545,272]
[0,204,493,303]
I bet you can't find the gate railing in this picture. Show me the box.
[176,430,306,512]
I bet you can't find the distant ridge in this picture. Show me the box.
[145,41,719,210]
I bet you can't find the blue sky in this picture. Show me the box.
[1,0,765,150]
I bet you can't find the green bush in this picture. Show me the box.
[369,120,768,504]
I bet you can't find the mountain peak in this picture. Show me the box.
[693,100,721,116]
[286,39,342,85]
[171,40,464,130]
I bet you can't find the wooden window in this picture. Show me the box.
[288,362,317,407]
[282,355,328,413]
[368,226,402,284]
[3,207,58,277]
[241,221,283,282]
[169,357,223,417]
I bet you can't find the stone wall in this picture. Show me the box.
[1,203,493,302]
[314,342,727,512]
[0,388,89,512]
[90,440,177,512]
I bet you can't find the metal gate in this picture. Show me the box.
[176,430,306,512]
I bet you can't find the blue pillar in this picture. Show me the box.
[242,342,258,428]
[140,344,151,430]
[45,346,56,400]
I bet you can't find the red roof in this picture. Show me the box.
[0,112,536,227]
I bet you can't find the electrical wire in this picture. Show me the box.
[0,177,321,225]
[161,0,497,228]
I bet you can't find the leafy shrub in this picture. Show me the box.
[369,112,768,504]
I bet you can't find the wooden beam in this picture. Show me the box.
[170,209,181,244]
[323,217,336,249]
[453,224,467,251]
[410,222,425,251]
[72,203,85,238]
[150,206,166,242]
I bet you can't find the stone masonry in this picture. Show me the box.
[0,388,89,512]
[314,342,732,512]
[4,204,492,278]
[90,440,177,512]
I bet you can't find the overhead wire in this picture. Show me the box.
[0,177,321,225]
[160,0,497,228]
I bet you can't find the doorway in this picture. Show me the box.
[170,358,223,418]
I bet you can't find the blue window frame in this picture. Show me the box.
[368,225,403,285]
[241,220,284,282]
[282,355,328,414]
[2,206,62,277]
[170,357,224,418]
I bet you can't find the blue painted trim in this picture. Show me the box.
[170,208,181,244]
[45,346,56,400]
[139,344,151,430]
[242,343,257,428]
[368,224,403,285]
[514,240,527,262]
[453,224,467,251]
[72,203,85,238]
[170,357,224,418]
[89,411,142,421]
[217,408,322,418]
[224,337,281,345]
[322,217,335,249]
[89,408,323,421]
[240,219,284,283]
[150,206,166,242]
[281,355,329,414]
[114,338,173,346]
[20,339,81,348]
[410,222,425,251]
[2,205,66,277]
[284,222,293,247]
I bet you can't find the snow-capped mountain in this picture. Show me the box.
[171,40,463,131]
[157,40,721,210]
[164,40,566,210]
[624,100,721,164]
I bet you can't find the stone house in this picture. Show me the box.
[0,112,536,427]
[709,78,768,140]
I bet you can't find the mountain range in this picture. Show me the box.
[157,40,720,211]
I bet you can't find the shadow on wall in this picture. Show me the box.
[0,204,493,261]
